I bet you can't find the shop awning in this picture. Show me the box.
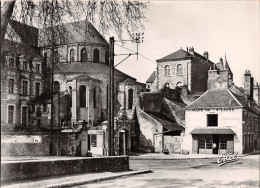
[190,128,235,135]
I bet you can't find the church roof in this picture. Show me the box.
[54,62,135,79]
[38,20,108,47]
[146,71,156,83]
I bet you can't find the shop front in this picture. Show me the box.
[190,128,235,154]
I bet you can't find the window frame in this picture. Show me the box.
[36,63,41,73]
[22,80,29,95]
[8,105,15,124]
[164,65,171,76]
[8,79,15,94]
[35,82,40,96]
[93,49,100,63]
[207,114,218,127]
[177,64,183,75]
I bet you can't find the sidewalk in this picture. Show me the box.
[1,170,152,188]
[129,151,260,160]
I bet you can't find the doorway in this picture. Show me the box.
[212,135,219,154]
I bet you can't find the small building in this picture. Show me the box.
[182,57,260,155]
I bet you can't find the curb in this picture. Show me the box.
[44,170,152,188]
[129,157,219,160]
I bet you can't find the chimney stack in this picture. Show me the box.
[189,47,194,54]
[203,51,209,60]
[244,70,253,100]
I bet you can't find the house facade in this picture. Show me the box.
[182,59,260,155]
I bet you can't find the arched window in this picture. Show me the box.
[128,88,134,109]
[177,64,183,75]
[176,81,183,87]
[93,87,97,108]
[79,85,86,107]
[54,81,60,91]
[54,51,59,63]
[105,51,109,65]
[81,48,87,62]
[164,65,170,76]
[164,82,170,88]
[93,49,100,63]
[70,49,75,63]
[69,86,72,107]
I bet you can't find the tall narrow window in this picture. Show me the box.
[22,80,28,95]
[93,49,100,63]
[35,82,40,96]
[105,51,109,65]
[177,64,183,75]
[93,87,97,108]
[128,88,134,109]
[43,52,47,65]
[54,81,60,92]
[81,48,87,62]
[8,106,14,124]
[9,58,14,67]
[23,61,28,70]
[207,114,218,127]
[69,86,72,107]
[8,79,14,94]
[22,106,27,127]
[164,65,170,76]
[36,64,40,73]
[70,49,75,63]
[54,51,59,63]
[79,85,86,107]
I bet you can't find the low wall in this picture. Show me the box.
[1,156,129,182]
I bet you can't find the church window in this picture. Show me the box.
[93,49,100,63]
[177,64,183,75]
[105,51,109,65]
[54,81,60,92]
[70,49,75,63]
[79,85,86,107]
[128,88,134,109]
[81,48,87,62]
[93,87,97,108]
[164,65,170,76]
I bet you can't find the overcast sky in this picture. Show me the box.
[115,0,260,87]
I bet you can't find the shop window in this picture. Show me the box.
[93,49,100,63]
[207,114,218,127]
[81,48,87,62]
[206,139,212,149]
[219,141,227,150]
[199,140,205,149]
[8,105,14,124]
[70,49,75,63]
[177,64,183,75]
[164,65,170,76]
[8,79,14,94]
[128,88,134,109]
[79,85,86,107]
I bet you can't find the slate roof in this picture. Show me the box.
[186,89,241,109]
[55,62,135,79]
[190,128,235,135]
[9,20,39,46]
[146,71,156,83]
[145,111,184,131]
[156,49,214,65]
[38,20,108,47]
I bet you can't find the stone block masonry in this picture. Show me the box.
[1,156,129,182]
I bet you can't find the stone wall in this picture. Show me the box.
[1,156,129,182]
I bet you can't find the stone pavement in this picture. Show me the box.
[1,170,152,188]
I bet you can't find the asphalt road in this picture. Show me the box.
[76,155,260,188]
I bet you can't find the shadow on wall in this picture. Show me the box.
[138,131,154,153]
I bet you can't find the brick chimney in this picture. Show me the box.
[189,47,194,55]
[253,82,260,104]
[244,70,253,100]
[203,51,209,60]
